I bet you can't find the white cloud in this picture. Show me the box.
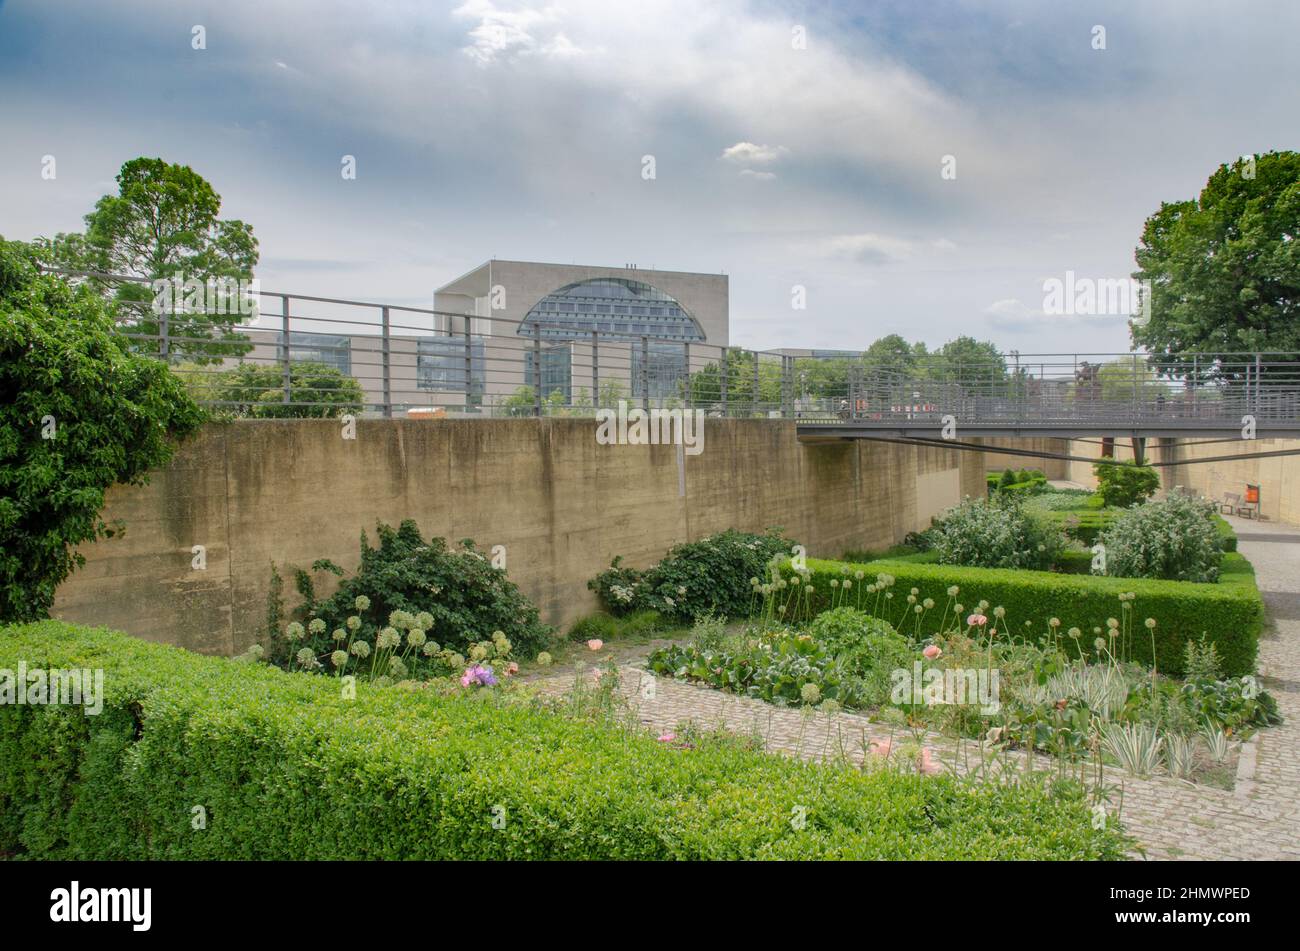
[453,0,564,64]
[721,142,789,165]
[739,168,777,181]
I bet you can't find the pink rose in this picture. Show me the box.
[923,644,942,660]
[586,639,604,651]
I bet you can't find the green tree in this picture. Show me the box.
[1132,151,1300,379]
[929,336,1007,384]
[1093,460,1161,508]
[687,349,781,412]
[36,157,259,364]
[196,361,365,418]
[793,356,853,400]
[862,334,928,378]
[0,240,204,623]
[1096,358,1165,403]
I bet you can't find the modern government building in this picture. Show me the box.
[236,260,730,413]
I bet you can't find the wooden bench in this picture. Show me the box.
[1220,492,1241,514]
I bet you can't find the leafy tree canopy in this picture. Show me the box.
[0,239,204,623]
[35,157,259,365]
[1132,151,1300,379]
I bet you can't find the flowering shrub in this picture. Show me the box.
[1098,492,1224,583]
[277,520,550,678]
[930,496,1063,571]
[589,529,794,622]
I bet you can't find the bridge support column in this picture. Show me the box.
[1132,436,1146,465]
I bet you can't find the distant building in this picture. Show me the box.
[229,260,729,413]
[433,260,729,409]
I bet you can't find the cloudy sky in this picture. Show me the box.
[1,0,1295,353]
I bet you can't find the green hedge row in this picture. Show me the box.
[0,623,1127,860]
[792,554,1263,677]
[1038,508,1237,551]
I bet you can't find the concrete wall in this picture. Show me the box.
[52,419,985,655]
[1061,436,1300,524]
[980,437,1069,480]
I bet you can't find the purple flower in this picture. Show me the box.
[476,665,498,687]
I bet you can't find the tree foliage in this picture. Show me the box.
[1132,151,1300,378]
[35,157,259,365]
[184,361,365,418]
[0,239,204,623]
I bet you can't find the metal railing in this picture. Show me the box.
[38,268,1300,428]
[832,354,1300,430]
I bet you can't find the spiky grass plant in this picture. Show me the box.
[1101,722,1164,778]
[1163,732,1197,780]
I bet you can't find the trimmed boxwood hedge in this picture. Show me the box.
[0,622,1127,860]
[1039,508,1237,552]
[793,554,1262,678]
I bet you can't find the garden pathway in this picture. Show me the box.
[534,516,1300,860]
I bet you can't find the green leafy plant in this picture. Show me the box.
[1099,492,1224,582]
[282,520,551,676]
[1092,460,1161,508]
[1183,635,1224,682]
[184,360,364,418]
[0,240,204,623]
[930,495,1063,571]
[590,529,794,623]
[587,555,647,617]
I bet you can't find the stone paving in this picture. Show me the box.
[535,515,1300,860]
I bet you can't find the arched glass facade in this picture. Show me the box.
[517,278,706,342]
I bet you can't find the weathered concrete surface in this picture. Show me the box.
[1063,436,1300,525]
[52,418,985,654]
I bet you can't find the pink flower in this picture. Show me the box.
[922,644,942,660]
[586,639,604,651]
[657,732,676,743]
[966,613,988,627]
[504,661,519,677]
[459,670,474,687]
[919,748,941,775]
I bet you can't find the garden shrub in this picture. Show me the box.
[788,554,1263,677]
[1093,460,1160,508]
[807,608,914,706]
[931,496,1063,571]
[590,529,793,622]
[0,622,1128,860]
[1099,493,1224,583]
[0,240,204,623]
[586,555,646,617]
[283,520,551,673]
